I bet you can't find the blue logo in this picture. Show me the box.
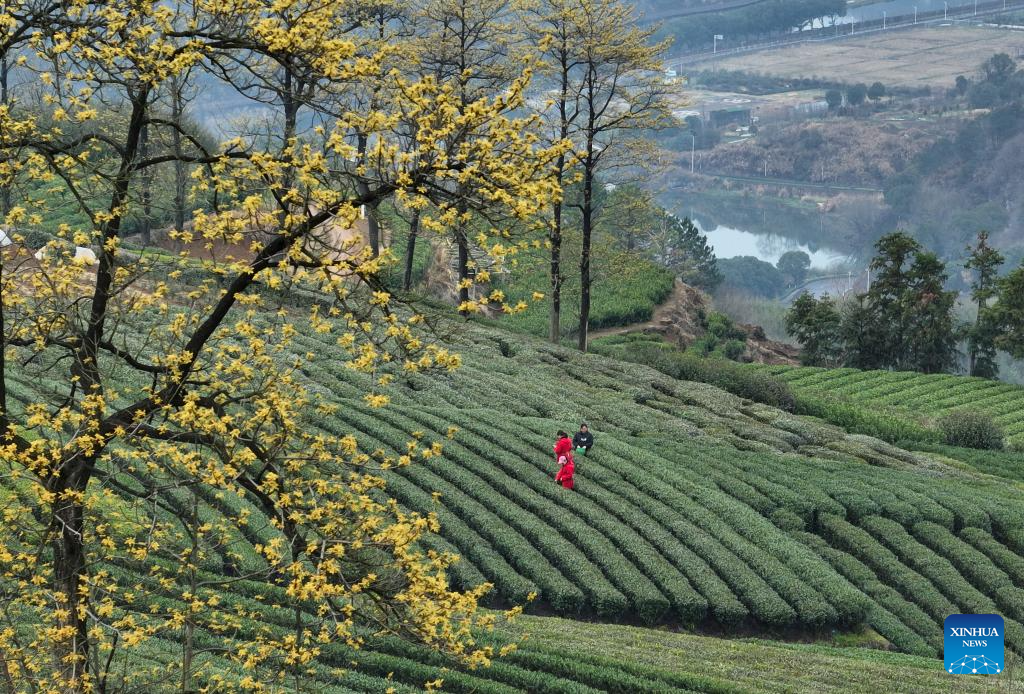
[945,614,1004,675]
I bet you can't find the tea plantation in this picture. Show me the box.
[751,364,1024,448]
[6,317,1024,690]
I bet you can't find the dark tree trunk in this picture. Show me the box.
[549,198,562,343]
[171,80,186,233]
[50,460,91,689]
[366,206,380,257]
[578,161,593,352]
[403,208,420,291]
[355,133,380,257]
[0,53,10,217]
[139,120,152,245]
[457,228,470,312]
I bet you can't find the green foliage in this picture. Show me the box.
[593,334,796,410]
[754,363,1024,448]
[499,251,675,338]
[649,215,721,290]
[794,396,938,445]
[785,293,843,367]
[846,83,867,107]
[964,231,1005,379]
[776,250,810,287]
[10,288,1024,676]
[867,82,886,102]
[820,233,958,374]
[688,312,748,361]
[994,264,1024,360]
[716,256,785,298]
[938,411,1005,451]
[825,89,843,110]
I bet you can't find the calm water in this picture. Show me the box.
[693,221,850,269]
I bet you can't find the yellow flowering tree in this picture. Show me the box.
[0,0,562,690]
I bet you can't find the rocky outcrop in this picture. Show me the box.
[591,279,800,366]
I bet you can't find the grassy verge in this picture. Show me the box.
[510,614,1019,694]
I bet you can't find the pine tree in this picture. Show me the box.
[650,214,720,289]
[964,231,1004,378]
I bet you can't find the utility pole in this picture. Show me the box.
[883,10,887,29]
[714,34,723,55]
[944,2,948,20]
[914,6,918,24]
[688,131,696,173]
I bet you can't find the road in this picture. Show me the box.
[666,0,1024,66]
[781,270,870,303]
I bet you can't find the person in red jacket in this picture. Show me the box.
[555,454,575,490]
[553,430,573,463]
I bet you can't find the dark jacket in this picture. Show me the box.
[572,431,594,450]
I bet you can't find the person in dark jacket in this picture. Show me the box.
[572,424,593,455]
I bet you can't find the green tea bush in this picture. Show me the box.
[593,341,796,411]
[938,410,1005,450]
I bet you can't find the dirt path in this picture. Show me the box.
[588,279,697,340]
[588,278,800,365]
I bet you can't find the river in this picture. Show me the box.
[694,221,851,269]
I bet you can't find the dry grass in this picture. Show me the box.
[704,25,1024,88]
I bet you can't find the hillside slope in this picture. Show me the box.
[266,317,1024,659]
[752,363,1024,448]
[7,310,1024,688]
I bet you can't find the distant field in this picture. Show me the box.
[703,25,1024,88]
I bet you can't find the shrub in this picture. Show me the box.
[938,410,1004,450]
[593,341,796,411]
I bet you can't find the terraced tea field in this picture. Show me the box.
[751,364,1024,448]
[6,316,1024,689]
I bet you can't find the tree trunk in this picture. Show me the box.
[50,463,90,689]
[138,121,152,245]
[578,163,593,352]
[355,133,380,257]
[403,208,420,291]
[366,205,380,258]
[549,201,562,343]
[457,227,470,312]
[0,53,10,218]
[171,80,186,234]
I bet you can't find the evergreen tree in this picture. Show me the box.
[859,232,920,369]
[785,292,843,367]
[838,298,877,370]
[994,265,1024,359]
[964,230,1005,378]
[841,233,957,373]
[904,251,958,374]
[651,215,720,290]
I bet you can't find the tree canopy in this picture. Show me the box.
[0,0,566,689]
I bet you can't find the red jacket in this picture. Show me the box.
[554,436,573,462]
[555,458,575,489]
